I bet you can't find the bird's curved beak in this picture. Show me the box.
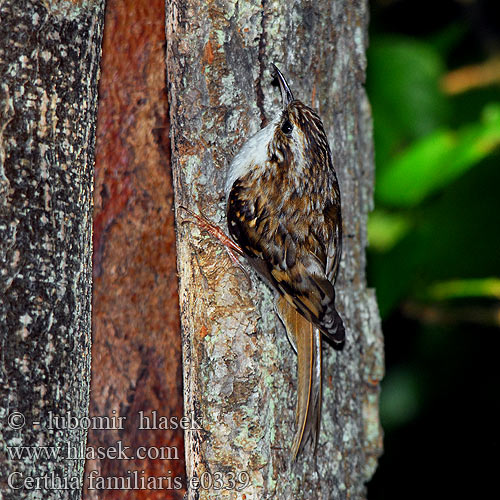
[272,64,294,109]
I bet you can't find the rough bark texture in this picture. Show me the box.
[166,1,384,499]
[0,1,104,499]
[84,0,185,498]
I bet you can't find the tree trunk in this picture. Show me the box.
[84,0,185,498]
[0,1,104,499]
[166,0,384,499]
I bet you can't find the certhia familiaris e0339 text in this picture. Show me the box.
[187,65,345,460]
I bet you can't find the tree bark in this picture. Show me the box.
[166,0,384,498]
[84,0,185,498]
[0,1,104,499]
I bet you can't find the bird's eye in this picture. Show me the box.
[281,119,293,136]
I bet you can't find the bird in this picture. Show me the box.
[224,64,345,460]
[184,64,345,460]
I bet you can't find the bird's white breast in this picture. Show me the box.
[224,117,279,200]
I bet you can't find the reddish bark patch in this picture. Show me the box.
[203,39,215,65]
[84,0,185,498]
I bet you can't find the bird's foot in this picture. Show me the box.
[179,206,251,285]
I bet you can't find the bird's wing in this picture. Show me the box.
[227,180,344,343]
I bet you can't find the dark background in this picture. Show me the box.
[366,0,500,498]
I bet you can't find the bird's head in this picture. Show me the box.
[225,65,332,198]
[269,64,332,182]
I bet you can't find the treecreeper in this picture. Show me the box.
[187,64,345,460]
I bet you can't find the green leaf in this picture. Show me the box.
[368,155,500,316]
[376,104,500,207]
[367,36,448,168]
[368,209,412,252]
[426,278,500,301]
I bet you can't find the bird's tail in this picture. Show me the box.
[276,297,322,461]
